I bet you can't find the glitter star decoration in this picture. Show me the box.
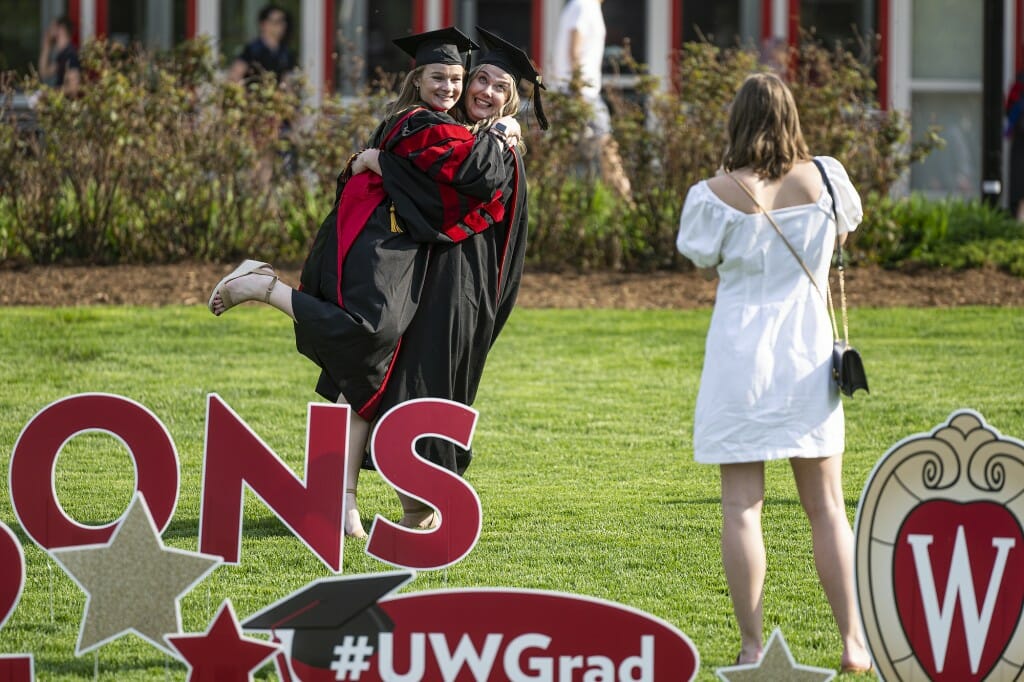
[167,600,280,681]
[50,493,221,656]
[716,629,836,682]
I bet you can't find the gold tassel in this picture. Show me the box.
[389,204,403,233]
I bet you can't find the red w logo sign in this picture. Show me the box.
[855,411,1024,682]
[894,501,1024,680]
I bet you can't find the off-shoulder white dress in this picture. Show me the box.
[676,156,863,464]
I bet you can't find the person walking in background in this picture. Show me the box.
[37,16,81,97]
[550,0,632,203]
[227,4,297,86]
[675,73,872,673]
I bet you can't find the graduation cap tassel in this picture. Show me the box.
[533,84,549,131]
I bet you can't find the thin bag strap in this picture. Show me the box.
[727,173,841,341]
[811,159,850,344]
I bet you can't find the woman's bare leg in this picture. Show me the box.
[340,395,370,539]
[790,455,871,670]
[720,461,766,664]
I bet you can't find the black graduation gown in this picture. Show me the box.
[293,108,515,455]
[372,144,528,473]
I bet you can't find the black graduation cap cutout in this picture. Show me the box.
[242,571,414,672]
[474,25,549,130]
[393,26,479,67]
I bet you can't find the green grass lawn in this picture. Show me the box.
[0,304,1021,680]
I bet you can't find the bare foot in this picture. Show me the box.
[840,651,873,674]
[344,490,367,539]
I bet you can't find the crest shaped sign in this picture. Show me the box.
[855,410,1024,681]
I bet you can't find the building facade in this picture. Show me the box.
[2,0,1019,200]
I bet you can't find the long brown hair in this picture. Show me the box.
[721,72,809,179]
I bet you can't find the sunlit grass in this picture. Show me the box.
[0,304,1020,679]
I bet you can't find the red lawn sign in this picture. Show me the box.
[1,393,700,680]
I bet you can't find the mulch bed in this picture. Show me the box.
[0,263,1022,308]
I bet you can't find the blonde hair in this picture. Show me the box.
[452,64,521,132]
[721,72,809,179]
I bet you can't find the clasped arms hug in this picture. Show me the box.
[209,26,545,538]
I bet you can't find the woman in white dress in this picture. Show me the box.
[676,73,871,673]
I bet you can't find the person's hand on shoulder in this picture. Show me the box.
[492,116,521,148]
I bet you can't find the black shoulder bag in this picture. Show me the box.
[728,163,869,397]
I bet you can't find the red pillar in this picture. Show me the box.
[67,0,81,44]
[877,0,890,109]
[185,0,197,39]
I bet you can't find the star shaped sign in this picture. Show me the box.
[716,629,836,682]
[168,600,280,681]
[50,494,221,656]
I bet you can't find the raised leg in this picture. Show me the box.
[209,260,295,320]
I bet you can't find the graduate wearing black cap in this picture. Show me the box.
[212,25,527,531]
[384,26,478,115]
[470,25,548,130]
[350,29,540,483]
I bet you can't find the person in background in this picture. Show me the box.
[1005,68,1024,220]
[38,16,81,97]
[550,0,632,203]
[227,4,297,86]
[675,72,872,674]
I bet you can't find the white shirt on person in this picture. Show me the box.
[550,0,606,99]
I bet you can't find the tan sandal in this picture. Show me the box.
[208,259,278,314]
[399,503,439,530]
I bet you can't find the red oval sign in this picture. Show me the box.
[287,588,699,681]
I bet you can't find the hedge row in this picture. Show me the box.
[5,35,1008,275]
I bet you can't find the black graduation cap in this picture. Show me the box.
[242,571,414,671]
[393,26,479,67]
[474,25,548,130]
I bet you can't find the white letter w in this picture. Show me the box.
[907,526,1016,674]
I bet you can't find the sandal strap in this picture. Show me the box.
[262,271,278,304]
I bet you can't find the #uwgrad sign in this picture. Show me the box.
[0,393,700,681]
[5,392,1021,680]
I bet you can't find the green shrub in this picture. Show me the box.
[522,36,942,271]
[1,36,944,271]
[0,38,385,266]
[856,192,1024,274]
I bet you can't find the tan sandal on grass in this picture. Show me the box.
[208,259,277,315]
[399,503,439,530]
